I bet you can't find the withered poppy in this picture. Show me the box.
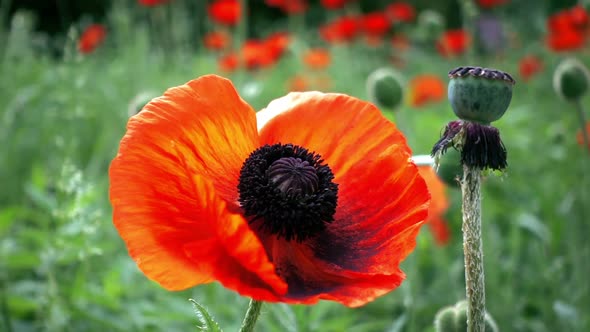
[418,166,451,246]
[110,75,430,307]
[407,74,446,107]
[203,30,231,51]
[477,0,509,9]
[385,2,415,23]
[320,15,359,44]
[208,0,242,26]
[138,0,169,6]
[78,24,107,54]
[436,29,470,58]
[519,55,543,81]
[302,48,331,70]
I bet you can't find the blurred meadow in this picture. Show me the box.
[1,0,590,331]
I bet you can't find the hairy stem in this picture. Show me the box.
[461,166,485,332]
[574,99,589,156]
[239,299,263,332]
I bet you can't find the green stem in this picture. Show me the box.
[238,299,263,332]
[574,99,589,155]
[461,165,485,332]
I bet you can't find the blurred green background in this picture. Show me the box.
[1,0,589,331]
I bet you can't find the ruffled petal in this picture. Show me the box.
[256,92,430,306]
[110,75,287,298]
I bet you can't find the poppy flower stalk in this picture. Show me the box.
[431,66,515,332]
[239,299,262,332]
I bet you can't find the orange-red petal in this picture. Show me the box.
[418,166,451,245]
[110,75,287,298]
[256,92,430,306]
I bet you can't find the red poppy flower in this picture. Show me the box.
[78,24,107,54]
[546,5,589,52]
[264,32,291,60]
[110,75,430,307]
[287,74,310,91]
[519,55,543,81]
[265,0,308,14]
[303,48,331,70]
[477,0,509,9]
[436,29,470,58]
[138,0,169,6]
[320,15,359,43]
[321,0,348,10]
[385,2,415,23]
[418,166,450,246]
[360,12,391,37]
[577,122,590,150]
[203,30,231,51]
[218,53,239,72]
[208,0,242,26]
[407,75,446,107]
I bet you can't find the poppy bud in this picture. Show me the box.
[366,67,404,111]
[437,148,462,188]
[553,58,590,102]
[434,300,499,332]
[448,66,515,124]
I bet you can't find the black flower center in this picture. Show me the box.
[237,143,338,242]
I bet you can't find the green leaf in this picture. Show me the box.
[189,299,222,332]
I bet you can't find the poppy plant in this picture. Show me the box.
[320,15,359,44]
[407,74,446,107]
[78,24,107,54]
[519,55,543,82]
[385,2,415,23]
[546,5,589,52]
[110,75,430,307]
[208,0,242,26]
[203,30,231,51]
[436,29,470,58]
[302,48,331,70]
[418,166,450,245]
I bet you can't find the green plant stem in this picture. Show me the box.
[461,165,485,332]
[239,299,263,332]
[574,99,589,155]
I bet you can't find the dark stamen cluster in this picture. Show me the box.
[238,143,338,242]
[449,66,515,85]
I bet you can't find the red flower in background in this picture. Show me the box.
[477,0,509,9]
[264,32,291,60]
[519,55,543,81]
[321,0,348,10]
[218,53,239,72]
[216,33,291,72]
[418,166,451,245]
[208,0,242,26]
[203,30,231,51]
[436,29,470,57]
[320,15,359,43]
[287,74,310,91]
[110,74,430,307]
[138,0,169,6]
[303,48,331,70]
[407,75,446,107]
[546,5,589,52]
[266,0,308,14]
[577,122,590,150]
[360,12,391,38]
[385,2,415,23]
[78,24,107,54]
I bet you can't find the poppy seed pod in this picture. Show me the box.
[366,67,404,111]
[434,301,499,332]
[553,58,590,102]
[448,66,515,124]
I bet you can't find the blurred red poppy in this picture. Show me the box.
[577,122,590,150]
[546,5,589,52]
[436,29,470,58]
[203,30,231,51]
[321,0,348,10]
[385,2,415,23]
[407,75,446,107]
[418,166,450,245]
[218,53,240,72]
[138,0,169,6]
[320,15,359,43]
[208,0,242,26]
[78,24,107,54]
[303,48,331,70]
[266,0,308,14]
[391,34,411,51]
[477,0,509,9]
[110,74,430,307]
[519,55,543,81]
[360,12,391,38]
[264,32,291,60]
[287,74,310,91]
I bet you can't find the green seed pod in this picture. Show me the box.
[366,67,404,111]
[448,66,515,124]
[553,58,590,102]
[437,148,462,188]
